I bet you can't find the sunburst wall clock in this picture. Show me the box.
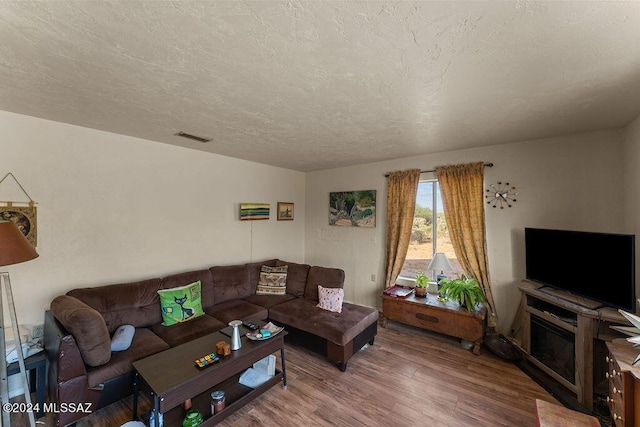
[485,181,517,209]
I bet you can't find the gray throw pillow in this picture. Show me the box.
[110,325,135,352]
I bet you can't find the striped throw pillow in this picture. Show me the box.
[256,265,288,295]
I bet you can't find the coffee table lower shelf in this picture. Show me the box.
[159,369,283,426]
[134,330,287,427]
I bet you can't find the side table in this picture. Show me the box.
[7,351,46,418]
[605,339,640,426]
[381,291,486,354]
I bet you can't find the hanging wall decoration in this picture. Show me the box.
[240,203,270,221]
[485,181,517,209]
[329,190,376,227]
[0,173,37,246]
[277,202,294,221]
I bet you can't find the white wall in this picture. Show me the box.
[623,114,640,309]
[0,110,306,327]
[306,129,625,333]
[0,108,632,337]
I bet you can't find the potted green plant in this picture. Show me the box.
[414,271,430,297]
[438,275,486,312]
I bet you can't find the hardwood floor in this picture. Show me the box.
[18,321,559,426]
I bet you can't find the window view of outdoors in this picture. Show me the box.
[400,180,464,281]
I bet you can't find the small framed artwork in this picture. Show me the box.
[277,202,294,221]
[240,203,270,221]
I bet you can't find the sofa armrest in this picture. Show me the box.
[45,310,101,426]
[50,295,111,367]
[45,310,87,382]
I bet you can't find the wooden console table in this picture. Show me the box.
[381,291,486,354]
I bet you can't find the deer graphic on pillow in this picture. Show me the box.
[174,295,194,321]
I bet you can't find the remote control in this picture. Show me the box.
[194,353,219,369]
[243,320,260,331]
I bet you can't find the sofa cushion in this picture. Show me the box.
[276,260,310,297]
[51,295,112,367]
[205,300,268,324]
[244,293,296,309]
[86,328,169,388]
[256,265,288,295]
[247,259,278,294]
[210,264,252,304]
[317,285,344,313]
[304,266,345,301]
[152,314,224,347]
[157,281,205,326]
[268,298,378,346]
[161,269,214,311]
[67,278,162,334]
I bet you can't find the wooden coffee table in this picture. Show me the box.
[132,329,287,426]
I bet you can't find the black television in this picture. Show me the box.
[525,227,636,312]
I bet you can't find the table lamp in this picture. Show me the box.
[427,252,454,285]
[0,221,38,427]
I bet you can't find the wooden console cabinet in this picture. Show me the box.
[518,280,628,411]
[381,292,486,354]
[606,339,640,427]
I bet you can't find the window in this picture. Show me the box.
[399,179,463,281]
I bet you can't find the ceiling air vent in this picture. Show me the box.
[174,131,212,143]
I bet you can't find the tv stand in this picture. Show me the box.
[517,280,629,412]
[535,286,603,310]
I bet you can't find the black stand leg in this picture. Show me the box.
[132,373,139,420]
[35,362,45,418]
[280,347,287,390]
[152,394,160,427]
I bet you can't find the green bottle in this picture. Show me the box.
[182,409,203,427]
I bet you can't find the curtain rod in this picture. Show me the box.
[384,162,493,177]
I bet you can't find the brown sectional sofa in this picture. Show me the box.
[44,259,378,426]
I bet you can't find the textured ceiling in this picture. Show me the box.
[1,1,639,172]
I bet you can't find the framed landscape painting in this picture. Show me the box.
[329,190,376,227]
[277,202,294,221]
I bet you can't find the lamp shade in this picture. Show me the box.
[427,252,453,273]
[0,221,38,267]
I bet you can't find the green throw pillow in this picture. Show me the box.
[158,281,205,326]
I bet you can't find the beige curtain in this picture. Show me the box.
[437,162,498,328]
[384,169,421,289]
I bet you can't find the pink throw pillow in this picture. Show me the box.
[317,285,344,313]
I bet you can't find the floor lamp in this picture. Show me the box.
[0,221,38,427]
